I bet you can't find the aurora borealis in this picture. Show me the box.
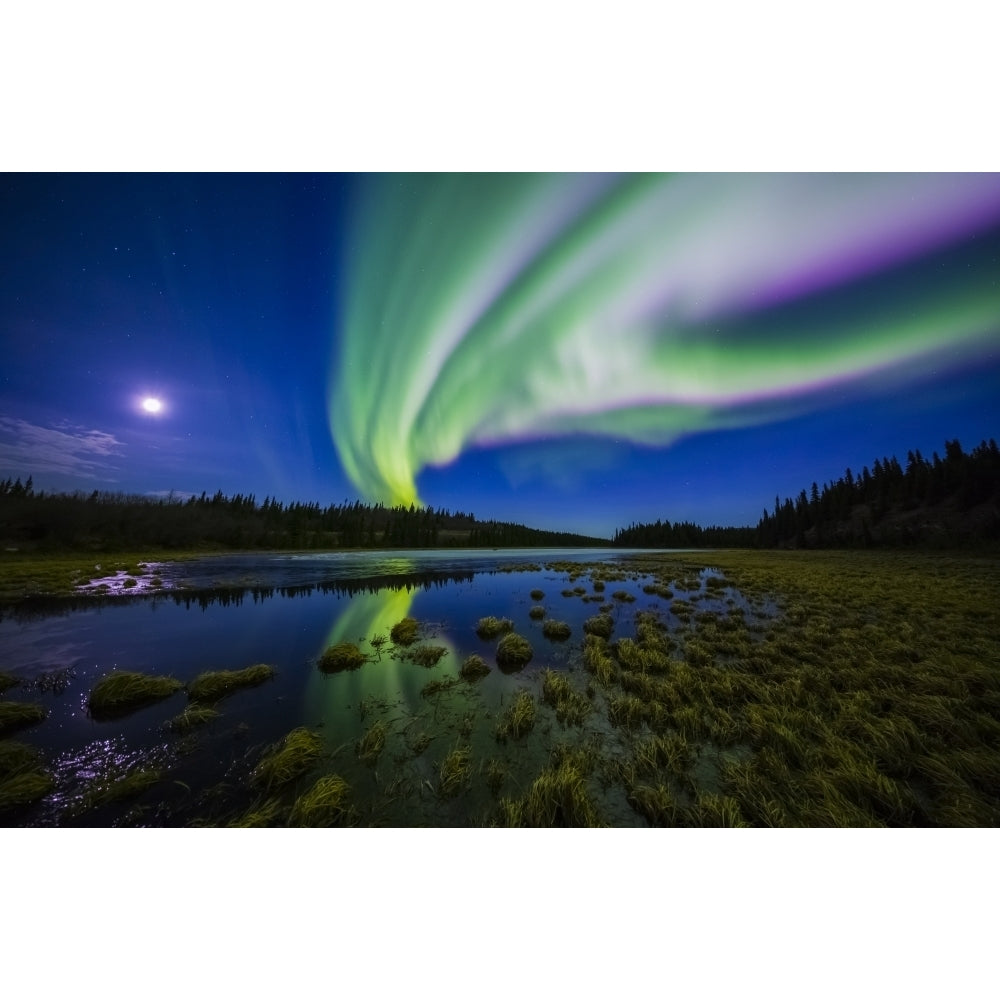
[2,172,999,536]
[332,173,1000,510]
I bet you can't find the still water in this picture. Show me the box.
[0,548,741,827]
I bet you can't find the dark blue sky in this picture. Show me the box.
[2,173,998,538]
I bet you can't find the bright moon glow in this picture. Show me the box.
[331,173,1000,508]
[142,397,162,414]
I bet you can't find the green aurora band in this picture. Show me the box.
[331,174,1000,507]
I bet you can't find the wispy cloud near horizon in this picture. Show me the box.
[0,416,124,478]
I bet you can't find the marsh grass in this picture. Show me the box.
[528,605,546,619]
[476,616,514,639]
[495,691,536,742]
[612,590,636,603]
[0,672,19,693]
[627,783,680,826]
[496,632,533,671]
[421,676,458,697]
[79,768,162,812]
[497,748,603,827]
[317,642,368,673]
[459,654,490,680]
[582,635,617,687]
[357,720,388,763]
[166,704,220,732]
[542,619,572,641]
[289,774,351,826]
[86,671,182,720]
[439,746,472,797]
[540,669,592,726]
[485,758,507,793]
[188,663,276,701]
[390,617,419,645]
[530,589,545,600]
[583,613,614,639]
[0,700,47,735]
[230,797,286,828]
[252,728,324,791]
[0,769,55,813]
[409,645,448,667]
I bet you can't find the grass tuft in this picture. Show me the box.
[317,642,368,673]
[188,663,276,701]
[530,589,545,600]
[166,704,220,732]
[409,645,448,667]
[289,774,351,826]
[496,632,533,671]
[439,746,472,797]
[252,727,324,791]
[583,613,614,639]
[0,672,20,693]
[476,616,514,639]
[0,770,55,813]
[528,605,546,619]
[87,671,182,720]
[495,690,537,742]
[0,700,47,735]
[542,620,572,641]
[459,654,490,680]
[390,617,419,645]
[357,719,388,763]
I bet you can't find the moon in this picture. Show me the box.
[142,397,163,414]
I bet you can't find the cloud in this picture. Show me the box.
[0,417,124,477]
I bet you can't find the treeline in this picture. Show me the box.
[614,437,1000,550]
[0,482,609,552]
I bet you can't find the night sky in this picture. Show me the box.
[2,172,999,538]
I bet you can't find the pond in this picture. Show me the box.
[0,548,769,827]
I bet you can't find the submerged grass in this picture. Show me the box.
[541,669,592,726]
[166,704,220,732]
[252,728,324,791]
[87,671,182,720]
[357,720,388,763]
[317,642,368,673]
[439,746,472,797]
[0,770,55,813]
[188,663,276,701]
[289,774,351,826]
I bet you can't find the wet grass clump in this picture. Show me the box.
[252,727,324,791]
[317,642,368,673]
[541,669,592,726]
[612,589,636,603]
[439,746,472,797]
[542,620,572,641]
[528,605,546,620]
[583,613,614,639]
[496,632,533,671]
[496,749,603,827]
[495,691,536,742]
[166,704,220,733]
[409,645,448,667]
[0,700,47,736]
[357,720,387,763]
[530,589,545,600]
[0,672,19,693]
[0,769,55,814]
[188,663,276,701]
[459,654,490,680]
[421,676,458,697]
[476,616,514,639]
[79,768,162,812]
[289,774,351,826]
[390,617,419,645]
[485,758,507,793]
[86,671,182,720]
